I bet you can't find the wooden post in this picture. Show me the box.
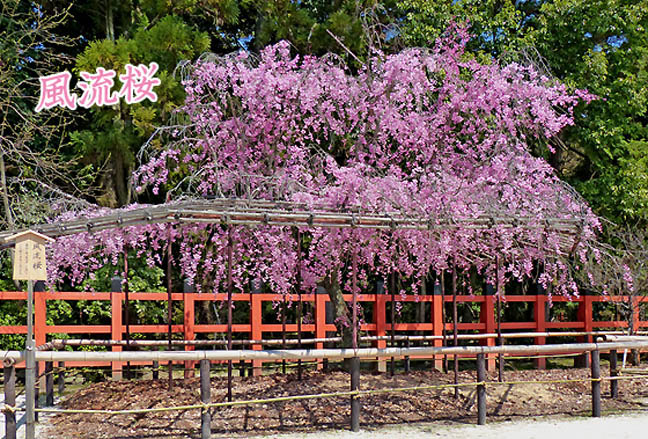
[200,359,211,439]
[610,349,618,398]
[3,360,16,439]
[152,360,159,380]
[45,361,54,406]
[477,353,486,425]
[591,349,601,417]
[404,339,411,373]
[57,361,65,397]
[238,359,246,377]
[350,356,360,432]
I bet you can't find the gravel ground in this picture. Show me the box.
[0,393,55,439]
[40,368,648,438]
[247,411,648,439]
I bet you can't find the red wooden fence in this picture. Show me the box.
[0,290,646,375]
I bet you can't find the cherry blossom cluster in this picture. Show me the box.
[49,29,600,300]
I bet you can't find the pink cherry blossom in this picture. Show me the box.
[48,31,601,302]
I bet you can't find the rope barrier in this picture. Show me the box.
[2,404,16,414]
[33,372,648,416]
[604,375,648,382]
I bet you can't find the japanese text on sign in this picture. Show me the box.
[13,237,49,281]
[35,62,161,112]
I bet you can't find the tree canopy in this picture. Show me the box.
[48,30,597,306]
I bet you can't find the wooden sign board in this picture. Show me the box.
[6,230,53,281]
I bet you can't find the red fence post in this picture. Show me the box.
[250,292,263,376]
[375,283,387,372]
[432,288,444,371]
[575,295,592,368]
[183,289,195,378]
[111,289,123,380]
[480,287,496,371]
[534,293,547,369]
[34,288,47,388]
[632,296,640,334]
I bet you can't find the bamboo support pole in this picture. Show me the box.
[21,340,648,363]
[40,330,633,351]
[0,198,586,248]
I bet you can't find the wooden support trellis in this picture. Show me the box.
[0,198,586,253]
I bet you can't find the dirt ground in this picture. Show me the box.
[47,365,648,439]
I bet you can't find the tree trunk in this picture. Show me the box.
[321,270,354,349]
[105,0,115,41]
[0,151,15,230]
[0,151,20,288]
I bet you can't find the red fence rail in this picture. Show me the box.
[1,290,646,375]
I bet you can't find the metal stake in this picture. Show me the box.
[610,349,618,398]
[477,353,486,425]
[591,349,601,417]
[25,279,35,439]
[200,359,211,439]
